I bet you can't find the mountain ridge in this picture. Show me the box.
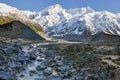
[0,3,120,40]
[28,4,120,37]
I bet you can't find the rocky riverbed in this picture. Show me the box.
[0,40,120,80]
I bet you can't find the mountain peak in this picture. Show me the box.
[47,4,63,11]
[40,4,63,15]
[67,6,94,15]
[80,6,95,13]
[50,4,62,9]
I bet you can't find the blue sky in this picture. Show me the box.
[0,0,120,13]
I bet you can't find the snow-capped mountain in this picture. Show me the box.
[29,4,120,37]
[31,4,95,29]
[0,3,120,37]
[0,3,19,13]
[0,3,34,22]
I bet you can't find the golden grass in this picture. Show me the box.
[0,16,44,32]
[0,16,14,25]
[24,21,43,32]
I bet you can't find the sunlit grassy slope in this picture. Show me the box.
[0,16,44,32]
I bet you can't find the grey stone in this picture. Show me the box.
[108,68,120,79]
[34,78,41,80]
[64,71,72,77]
[57,65,70,72]
[13,42,21,47]
[30,70,37,74]
[29,50,38,60]
[29,72,33,76]
[59,73,65,78]
[0,55,6,62]
[75,76,84,80]
[0,66,5,71]
[47,76,62,80]
[36,60,49,71]
[0,49,5,54]
[55,56,61,61]
[84,74,94,80]
[57,61,63,66]
[0,72,12,80]
[62,78,70,80]
[20,74,24,77]
[41,60,48,67]
[36,62,47,71]
[43,68,53,76]
[94,74,99,79]
[2,48,12,54]
[30,54,37,60]
[18,56,29,62]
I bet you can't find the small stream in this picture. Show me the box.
[17,57,44,80]
[16,40,120,80]
[17,41,82,80]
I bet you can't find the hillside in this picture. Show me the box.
[0,20,45,40]
[0,14,51,41]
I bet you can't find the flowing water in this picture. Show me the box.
[17,40,82,80]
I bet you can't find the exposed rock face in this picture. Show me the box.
[0,21,45,40]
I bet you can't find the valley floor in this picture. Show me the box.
[0,37,120,80]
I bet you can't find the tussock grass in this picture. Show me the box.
[0,16,44,32]
[0,16,14,25]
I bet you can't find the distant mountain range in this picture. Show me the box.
[0,3,120,41]
[31,4,120,37]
